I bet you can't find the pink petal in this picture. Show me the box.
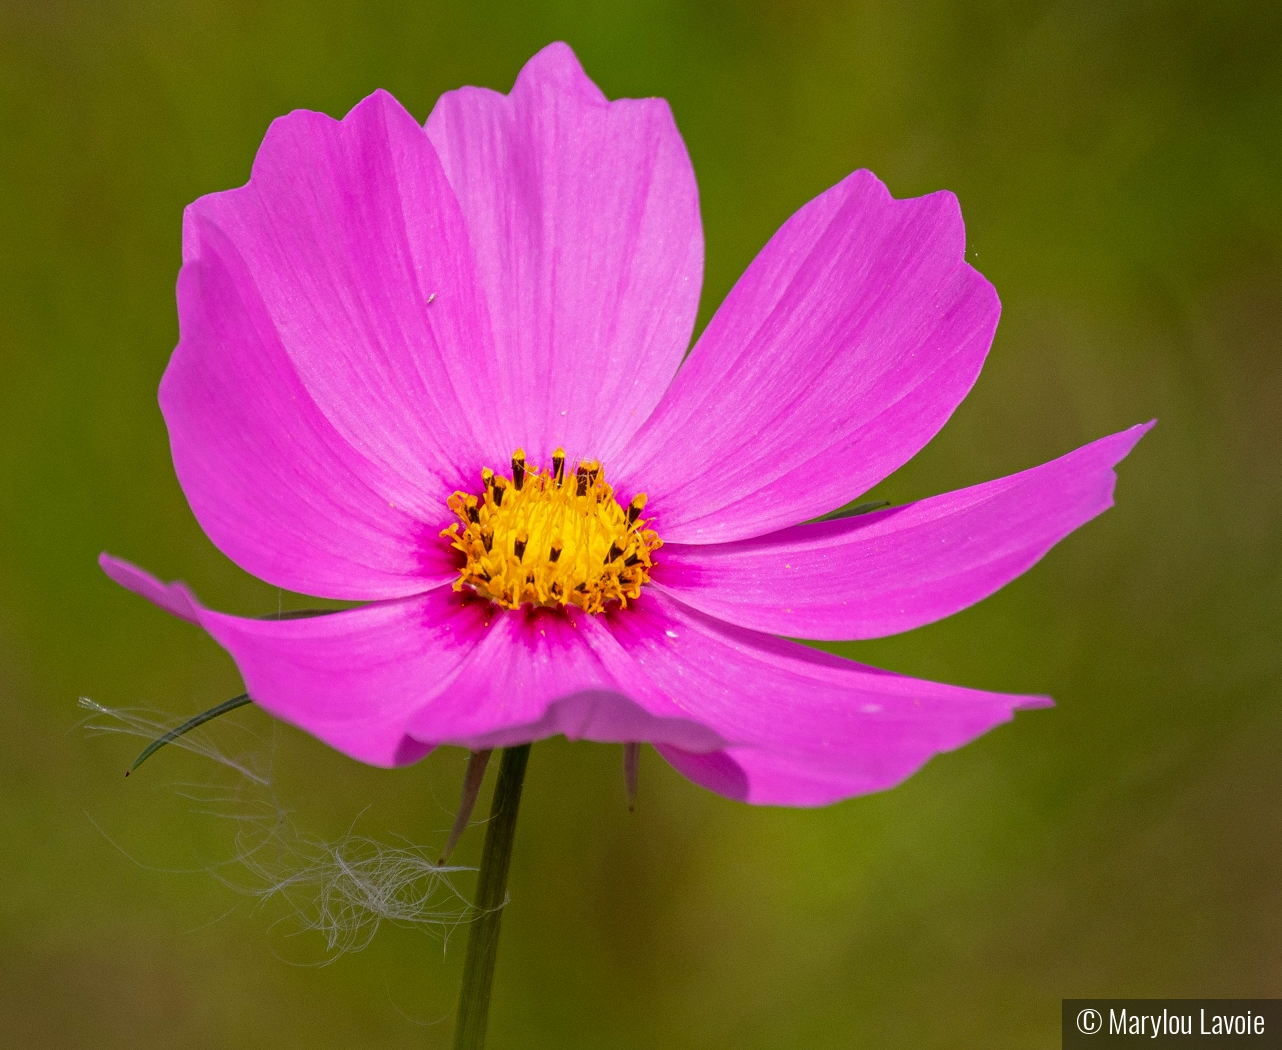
[655,422,1153,640]
[614,170,998,544]
[100,553,468,766]
[168,89,498,600]
[99,553,201,625]
[99,554,720,765]
[608,590,1050,806]
[404,607,723,753]
[426,42,704,467]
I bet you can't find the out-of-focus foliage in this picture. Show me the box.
[1,1,1278,1046]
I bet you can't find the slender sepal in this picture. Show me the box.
[440,749,493,864]
[623,742,640,811]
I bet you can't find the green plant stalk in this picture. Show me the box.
[452,743,532,1050]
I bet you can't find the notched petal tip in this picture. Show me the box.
[184,83,431,267]
[252,87,426,182]
[99,552,202,625]
[515,41,609,106]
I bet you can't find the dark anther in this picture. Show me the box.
[624,553,642,567]
[479,569,492,582]
[482,467,495,491]
[514,535,527,561]
[605,542,623,564]
[575,465,589,497]
[552,448,566,486]
[549,541,563,563]
[626,494,647,526]
[574,582,588,593]
[493,477,507,507]
[481,529,494,553]
[466,498,480,524]
[512,450,526,491]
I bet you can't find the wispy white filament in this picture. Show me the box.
[78,696,270,784]
[79,697,472,957]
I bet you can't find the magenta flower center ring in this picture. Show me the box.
[443,449,660,613]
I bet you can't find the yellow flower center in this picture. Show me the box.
[442,448,662,613]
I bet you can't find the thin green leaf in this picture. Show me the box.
[811,499,891,523]
[127,693,253,776]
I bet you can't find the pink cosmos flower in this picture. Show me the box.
[101,43,1150,806]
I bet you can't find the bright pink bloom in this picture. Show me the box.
[102,43,1150,806]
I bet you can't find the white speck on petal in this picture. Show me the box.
[665,630,678,639]
[861,703,882,714]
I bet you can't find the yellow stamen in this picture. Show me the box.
[442,448,662,613]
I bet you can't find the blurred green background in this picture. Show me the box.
[2,0,1279,1046]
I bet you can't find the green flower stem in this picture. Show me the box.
[452,743,531,1050]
